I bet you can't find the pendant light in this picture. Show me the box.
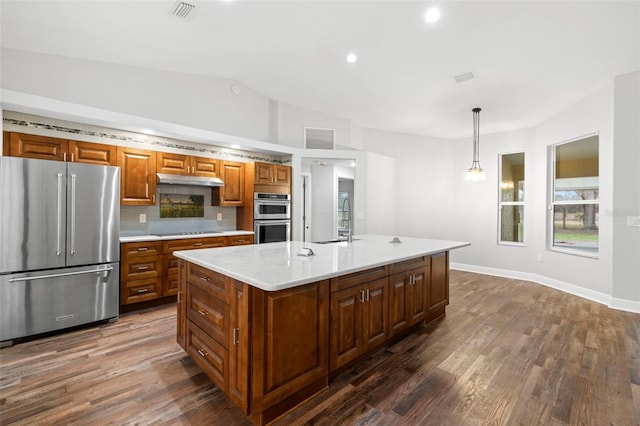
[465,107,486,182]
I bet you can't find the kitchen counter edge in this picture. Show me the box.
[120,230,254,243]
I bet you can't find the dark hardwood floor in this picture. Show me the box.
[1,271,639,425]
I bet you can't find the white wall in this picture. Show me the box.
[612,71,640,307]
[276,101,355,149]
[1,49,272,142]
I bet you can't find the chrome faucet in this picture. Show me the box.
[342,196,352,242]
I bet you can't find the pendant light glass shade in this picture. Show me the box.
[465,107,486,182]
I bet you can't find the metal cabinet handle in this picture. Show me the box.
[233,328,240,345]
[70,174,76,255]
[197,349,207,357]
[63,152,67,162]
[193,243,203,246]
[197,309,208,316]
[137,288,149,293]
[366,288,370,301]
[56,172,64,256]
[360,290,365,303]
[200,276,209,282]
[137,266,149,270]
[71,153,75,162]
[137,247,148,252]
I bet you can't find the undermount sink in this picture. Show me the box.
[314,238,361,244]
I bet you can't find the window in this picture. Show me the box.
[549,134,599,256]
[499,152,525,244]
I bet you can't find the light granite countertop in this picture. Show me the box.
[119,230,254,243]
[174,234,470,291]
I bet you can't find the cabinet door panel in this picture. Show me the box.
[364,278,388,350]
[217,161,245,206]
[157,152,189,175]
[229,281,249,413]
[273,165,291,186]
[389,274,409,337]
[330,285,363,371]
[252,281,329,411]
[430,252,449,311]
[187,284,229,347]
[117,147,156,205]
[69,141,116,166]
[9,133,67,161]
[409,269,427,324]
[192,156,219,177]
[186,320,228,393]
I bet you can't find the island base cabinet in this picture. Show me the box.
[250,281,329,425]
[427,252,449,322]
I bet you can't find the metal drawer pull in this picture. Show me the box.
[200,276,209,282]
[137,288,149,293]
[366,288,370,301]
[193,243,203,246]
[137,247,148,252]
[198,309,208,316]
[233,328,239,345]
[360,290,365,303]
[197,349,207,357]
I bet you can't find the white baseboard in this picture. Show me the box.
[450,263,640,314]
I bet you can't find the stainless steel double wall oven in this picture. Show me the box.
[253,192,291,244]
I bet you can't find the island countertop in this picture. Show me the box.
[174,234,470,291]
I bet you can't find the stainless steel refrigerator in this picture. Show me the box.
[0,156,120,344]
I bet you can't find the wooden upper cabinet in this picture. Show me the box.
[68,140,117,166]
[157,152,219,177]
[213,161,245,207]
[6,132,117,166]
[254,162,291,187]
[8,133,68,161]
[117,147,157,205]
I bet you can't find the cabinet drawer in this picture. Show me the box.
[330,265,388,293]
[226,235,254,246]
[122,241,163,258]
[163,273,179,297]
[121,255,162,281]
[163,237,227,254]
[389,257,426,275]
[187,283,229,347]
[186,320,228,392]
[121,276,162,305]
[187,262,229,303]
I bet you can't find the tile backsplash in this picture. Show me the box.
[120,184,236,236]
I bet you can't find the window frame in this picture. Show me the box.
[547,132,599,259]
[498,151,526,246]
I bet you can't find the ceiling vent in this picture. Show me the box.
[454,71,476,83]
[170,1,195,18]
[305,127,335,150]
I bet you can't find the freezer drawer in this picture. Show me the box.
[0,263,119,342]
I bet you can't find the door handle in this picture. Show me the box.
[56,172,64,256]
[8,266,114,282]
[70,174,77,255]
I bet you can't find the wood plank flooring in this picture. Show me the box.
[1,271,639,425]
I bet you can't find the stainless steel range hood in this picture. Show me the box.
[157,173,224,187]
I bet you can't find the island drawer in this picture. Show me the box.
[187,283,230,347]
[389,256,426,275]
[186,320,228,393]
[187,262,230,303]
[330,265,389,293]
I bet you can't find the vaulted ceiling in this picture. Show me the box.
[1,1,638,139]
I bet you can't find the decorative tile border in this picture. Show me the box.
[3,116,290,165]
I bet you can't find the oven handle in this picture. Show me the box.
[254,220,291,226]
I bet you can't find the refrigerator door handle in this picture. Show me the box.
[7,266,114,283]
[70,173,77,255]
[56,172,64,256]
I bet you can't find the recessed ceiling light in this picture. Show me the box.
[425,7,440,23]
[346,53,357,64]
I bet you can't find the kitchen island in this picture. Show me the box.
[174,235,469,425]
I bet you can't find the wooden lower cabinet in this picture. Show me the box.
[388,257,430,337]
[122,235,253,307]
[177,251,449,425]
[330,277,388,372]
